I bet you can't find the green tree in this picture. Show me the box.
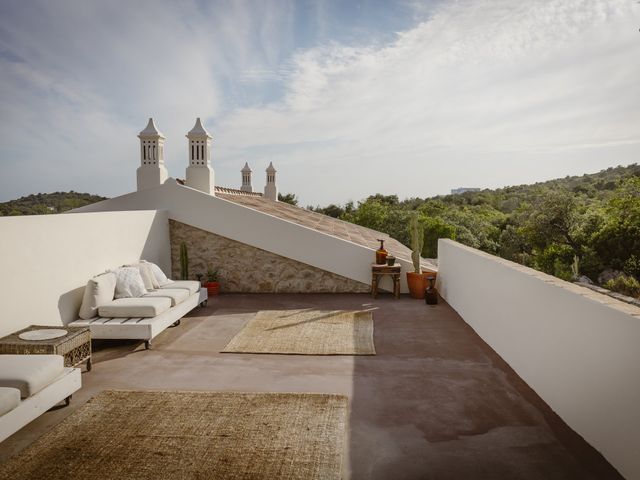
[277,193,298,206]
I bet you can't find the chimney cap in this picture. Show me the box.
[241,162,252,173]
[138,118,165,138]
[266,161,276,173]
[187,117,212,138]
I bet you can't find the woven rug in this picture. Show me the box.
[0,390,347,480]
[222,309,375,355]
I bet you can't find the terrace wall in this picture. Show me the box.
[437,239,640,479]
[0,210,170,337]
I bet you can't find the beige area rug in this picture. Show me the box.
[222,309,376,355]
[0,390,348,480]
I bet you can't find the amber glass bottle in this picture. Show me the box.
[375,239,388,264]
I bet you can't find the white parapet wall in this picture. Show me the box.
[437,239,640,479]
[0,210,170,337]
[73,180,418,292]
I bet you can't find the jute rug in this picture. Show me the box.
[0,390,348,480]
[222,309,375,355]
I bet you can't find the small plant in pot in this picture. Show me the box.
[206,268,221,296]
[406,212,427,299]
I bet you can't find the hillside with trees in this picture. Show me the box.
[309,164,640,298]
[0,192,107,216]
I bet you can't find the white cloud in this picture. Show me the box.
[215,0,640,204]
[0,0,638,205]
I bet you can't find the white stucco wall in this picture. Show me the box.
[73,180,417,292]
[437,239,640,479]
[0,210,170,337]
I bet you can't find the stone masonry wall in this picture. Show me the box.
[169,220,370,293]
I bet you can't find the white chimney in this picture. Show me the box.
[240,162,253,192]
[136,118,168,191]
[185,118,215,195]
[264,162,278,201]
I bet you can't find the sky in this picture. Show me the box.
[0,0,639,207]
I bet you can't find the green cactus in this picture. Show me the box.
[409,212,424,273]
[179,242,189,280]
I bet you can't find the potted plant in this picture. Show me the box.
[407,213,427,299]
[205,268,220,295]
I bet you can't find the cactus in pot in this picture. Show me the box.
[406,212,426,298]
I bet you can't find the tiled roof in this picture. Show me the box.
[216,190,434,268]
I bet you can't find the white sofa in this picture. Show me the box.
[0,355,81,443]
[69,262,208,349]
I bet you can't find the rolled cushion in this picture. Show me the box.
[99,297,171,318]
[0,355,65,398]
[144,288,189,306]
[160,280,200,295]
[113,267,147,299]
[142,260,171,287]
[78,272,117,320]
[0,387,21,416]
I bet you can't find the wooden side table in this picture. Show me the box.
[0,325,92,371]
[371,264,402,299]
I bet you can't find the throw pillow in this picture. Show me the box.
[78,272,117,320]
[113,267,147,299]
[128,263,157,290]
[141,260,171,286]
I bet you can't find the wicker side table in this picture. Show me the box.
[0,325,92,371]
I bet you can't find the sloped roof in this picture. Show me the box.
[216,189,429,266]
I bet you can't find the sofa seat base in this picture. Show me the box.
[0,367,81,443]
[70,288,206,342]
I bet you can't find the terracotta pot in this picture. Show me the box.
[206,281,220,296]
[406,272,427,299]
[422,270,437,282]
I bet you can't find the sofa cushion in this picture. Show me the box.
[142,260,171,287]
[78,272,117,320]
[0,355,64,398]
[99,297,171,318]
[113,267,147,299]
[127,263,156,291]
[143,288,189,307]
[160,280,200,295]
[0,387,20,416]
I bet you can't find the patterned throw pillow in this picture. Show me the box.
[113,267,147,299]
[141,260,171,286]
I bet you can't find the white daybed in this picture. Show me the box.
[0,355,81,443]
[69,262,208,349]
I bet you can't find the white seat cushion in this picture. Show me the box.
[144,288,189,306]
[160,280,200,295]
[0,387,20,416]
[0,355,65,398]
[78,272,117,320]
[99,297,171,318]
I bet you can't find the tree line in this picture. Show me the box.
[307,164,640,298]
[0,192,107,216]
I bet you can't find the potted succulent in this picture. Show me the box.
[406,213,427,299]
[205,268,220,295]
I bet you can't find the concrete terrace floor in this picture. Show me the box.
[0,293,621,479]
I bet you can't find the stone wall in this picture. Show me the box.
[169,220,370,293]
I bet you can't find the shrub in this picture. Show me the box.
[604,275,640,298]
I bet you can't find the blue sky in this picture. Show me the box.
[0,0,638,206]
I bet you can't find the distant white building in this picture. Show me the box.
[451,187,481,195]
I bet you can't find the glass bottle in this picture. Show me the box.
[375,239,388,265]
